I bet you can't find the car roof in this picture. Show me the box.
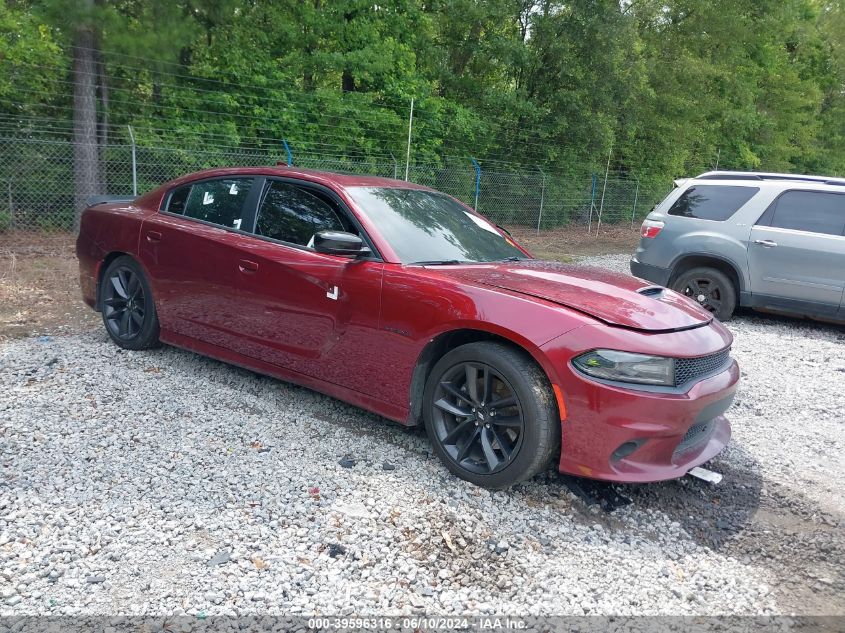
[693,170,845,188]
[164,165,434,191]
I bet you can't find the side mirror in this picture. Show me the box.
[313,230,368,257]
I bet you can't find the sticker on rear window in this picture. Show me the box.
[203,191,214,205]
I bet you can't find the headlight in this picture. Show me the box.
[573,349,674,386]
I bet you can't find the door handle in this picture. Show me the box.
[146,230,162,243]
[754,239,778,248]
[238,259,259,273]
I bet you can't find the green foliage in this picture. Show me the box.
[2,0,844,185]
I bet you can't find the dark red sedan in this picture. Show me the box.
[76,167,738,488]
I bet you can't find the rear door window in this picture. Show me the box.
[668,185,759,221]
[756,190,845,236]
[169,178,254,230]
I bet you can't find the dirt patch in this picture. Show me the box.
[505,223,640,260]
[0,232,98,341]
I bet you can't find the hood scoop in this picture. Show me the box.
[637,285,666,297]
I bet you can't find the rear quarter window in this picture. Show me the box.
[668,185,759,221]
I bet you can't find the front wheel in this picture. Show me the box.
[99,256,160,350]
[672,267,737,321]
[422,342,560,489]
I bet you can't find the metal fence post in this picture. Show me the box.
[282,139,294,166]
[631,178,640,229]
[390,153,398,179]
[127,125,137,197]
[470,158,481,210]
[587,173,597,233]
[404,98,414,181]
[536,166,546,234]
[596,147,612,235]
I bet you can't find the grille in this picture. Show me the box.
[674,348,731,387]
[674,420,715,456]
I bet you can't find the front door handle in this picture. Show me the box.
[146,230,162,243]
[238,259,259,273]
[754,239,778,248]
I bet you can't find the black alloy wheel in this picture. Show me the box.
[672,267,736,321]
[423,341,559,489]
[430,361,524,475]
[103,266,146,340]
[99,256,160,350]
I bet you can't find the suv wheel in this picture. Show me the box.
[672,267,736,321]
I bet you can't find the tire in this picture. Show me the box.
[99,256,160,350]
[422,341,560,489]
[671,267,737,321]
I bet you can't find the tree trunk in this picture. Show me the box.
[95,44,109,193]
[72,0,100,230]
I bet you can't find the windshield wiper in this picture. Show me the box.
[409,259,470,266]
[498,256,526,262]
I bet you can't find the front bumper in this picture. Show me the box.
[630,256,672,287]
[540,322,738,483]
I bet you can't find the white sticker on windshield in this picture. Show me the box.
[229,183,239,195]
[464,211,499,235]
[202,191,214,205]
[233,218,242,229]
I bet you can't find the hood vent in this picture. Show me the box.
[637,285,666,297]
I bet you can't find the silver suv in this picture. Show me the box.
[630,171,845,322]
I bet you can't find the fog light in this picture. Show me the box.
[611,440,642,462]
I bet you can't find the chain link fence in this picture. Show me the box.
[0,134,669,233]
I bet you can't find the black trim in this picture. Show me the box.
[748,293,841,319]
[87,195,135,206]
[630,258,672,286]
[241,177,266,233]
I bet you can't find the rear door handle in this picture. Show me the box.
[146,230,162,243]
[238,259,259,273]
[754,239,777,248]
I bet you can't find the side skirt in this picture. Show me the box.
[748,293,843,321]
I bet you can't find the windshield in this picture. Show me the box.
[346,187,526,264]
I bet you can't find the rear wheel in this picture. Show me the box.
[672,267,736,321]
[99,256,160,350]
[423,342,560,489]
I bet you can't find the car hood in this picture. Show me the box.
[426,260,713,332]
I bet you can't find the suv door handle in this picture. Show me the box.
[754,239,777,248]
[238,259,259,273]
[146,230,162,243]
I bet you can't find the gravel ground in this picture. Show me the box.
[1,253,843,617]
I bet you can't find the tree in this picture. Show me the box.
[71,0,100,225]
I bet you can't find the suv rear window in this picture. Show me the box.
[668,185,759,221]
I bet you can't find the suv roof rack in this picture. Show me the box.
[695,171,845,187]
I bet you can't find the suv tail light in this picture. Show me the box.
[641,219,664,238]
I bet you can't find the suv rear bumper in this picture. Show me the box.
[630,256,671,287]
